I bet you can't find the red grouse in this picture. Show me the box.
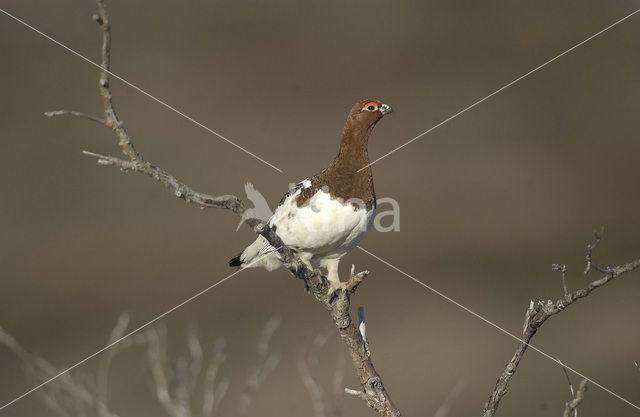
[230,99,393,293]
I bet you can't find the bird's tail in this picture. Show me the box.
[228,254,243,267]
[228,235,281,271]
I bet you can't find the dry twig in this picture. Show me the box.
[0,314,284,417]
[97,313,130,403]
[236,317,281,417]
[0,318,123,417]
[562,380,588,417]
[145,322,232,417]
[482,232,640,416]
[559,363,585,417]
[298,334,329,417]
[47,1,401,416]
[551,264,568,296]
[297,333,347,417]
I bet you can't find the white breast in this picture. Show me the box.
[269,186,374,259]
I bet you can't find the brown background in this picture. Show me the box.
[1,1,639,416]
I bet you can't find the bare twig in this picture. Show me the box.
[583,227,610,275]
[552,264,568,296]
[143,322,235,417]
[296,333,347,417]
[45,110,106,124]
[88,1,247,215]
[236,317,281,417]
[147,324,179,417]
[560,363,578,417]
[297,334,329,417]
[2,314,273,417]
[186,323,204,395]
[0,324,119,417]
[345,387,366,399]
[562,380,588,417]
[346,264,370,294]
[202,339,228,417]
[560,363,575,400]
[47,1,403,416]
[482,233,640,417]
[97,313,130,403]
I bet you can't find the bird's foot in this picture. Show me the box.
[327,280,348,298]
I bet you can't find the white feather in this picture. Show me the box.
[237,183,375,283]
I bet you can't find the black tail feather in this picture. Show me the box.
[229,254,243,267]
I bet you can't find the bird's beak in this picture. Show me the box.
[379,103,393,116]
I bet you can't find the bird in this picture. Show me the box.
[229,99,393,294]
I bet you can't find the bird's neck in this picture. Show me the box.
[332,122,374,174]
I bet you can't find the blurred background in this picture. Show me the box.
[1,0,639,416]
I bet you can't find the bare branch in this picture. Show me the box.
[202,338,228,417]
[45,110,106,125]
[97,313,130,403]
[84,1,248,215]
[552,264,568,296]
[560,363,575,400]
[562,380,588,417]
[38,4,640,416]
[297,334,329,417]
[147,325,180,417]
[345,388,366,399]
[346,264,370,294]
[482,234,640,417]
[296,333,347,417]
[584,227,610,275]
[186,323,204,395]
[0,325,119,417]
[45,1,404,415]
[236,316,282,417]
[559,362,578,417]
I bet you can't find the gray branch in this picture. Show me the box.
[562,380,588,417]
[297,333,347,417]
[482,233,640,417]
[44,110,106,125]
[46,1,402,416]
[236,317,281,417]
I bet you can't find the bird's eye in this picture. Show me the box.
[362,101,379,112]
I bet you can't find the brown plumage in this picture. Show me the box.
[232,99,393,294]
[283,99,392,211]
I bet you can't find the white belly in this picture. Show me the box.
[269,188,374,259]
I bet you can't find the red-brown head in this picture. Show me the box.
[347,99,394,127]
[334,99,393,170]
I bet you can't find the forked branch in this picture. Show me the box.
[482,231,640,416]
[562,380,588,417]
[46,1,401,416]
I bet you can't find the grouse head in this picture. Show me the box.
[348,99,393,128]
